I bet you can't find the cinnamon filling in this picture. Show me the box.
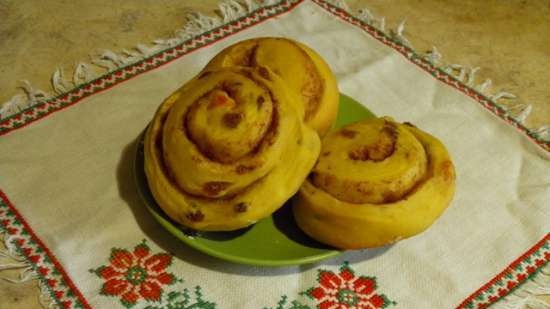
[348,122,397,162]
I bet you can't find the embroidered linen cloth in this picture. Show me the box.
[1,1,549,308]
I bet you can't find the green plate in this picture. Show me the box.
[134,94,375,267]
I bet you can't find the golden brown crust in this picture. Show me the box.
[203,37,339,135]
[144,67,321,231]
[293,117,456,249]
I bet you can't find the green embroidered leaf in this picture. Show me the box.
[121,299,136,309]
[380,294,397,308]
[300,288,315,300]
[137,239,151,250]
[339,261,355,275]
[276,295,289,309]
[89,266,102,275]
[194,286,204,302]
[184,288,193,305]
[288,300,311,309]
[263,295,288,309]
[150,286,217,309]
[167,291,183,302]
[263,296,312,309]
[515,263,524,271]
[5,209,15,217]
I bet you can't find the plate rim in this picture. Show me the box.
[143,202,341,267]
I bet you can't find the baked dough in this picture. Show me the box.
[293,117,456,248]
[204,37,339,135]
[144,67,320,231]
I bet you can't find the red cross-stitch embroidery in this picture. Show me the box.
[90,241,175,308]
[304,262,395,309]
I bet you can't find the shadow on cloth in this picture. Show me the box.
[116,132,391,277]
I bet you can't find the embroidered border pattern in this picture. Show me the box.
[0,1,549,308]
[265,262,396,309]
[456,235,549,309]
[0,191,92,309]
[89,240,216,309]
[309,0,550,153]
[1,0,549,153]
[1,190,549,309]
[0,0,303,137]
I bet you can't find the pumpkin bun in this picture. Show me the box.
[293,117,456,249]
[204,37,339,136]
[144,67,320,231]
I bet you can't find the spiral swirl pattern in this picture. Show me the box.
[204,37,339,135]
[144,67,320,231]
[293,117,456,249]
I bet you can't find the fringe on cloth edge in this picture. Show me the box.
[0,1,548,308]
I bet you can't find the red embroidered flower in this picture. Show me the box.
[91,241,175,307]
[305,262,394,309]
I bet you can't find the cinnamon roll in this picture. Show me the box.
[144,67,321,231]
[204,37,339,135]
[293,117,456,249]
